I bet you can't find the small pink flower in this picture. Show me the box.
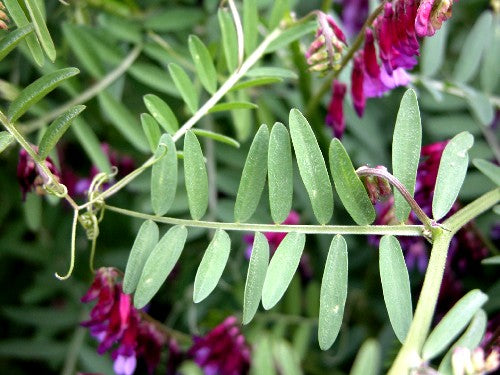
[325,80,347,138]
[415,0,455,37]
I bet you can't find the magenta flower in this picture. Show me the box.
[187,316,251,375]
[338,0,369,38]
[415,0,455,37]
[351,53,366,117]
[325,80,347,138]
[17,147,61,200]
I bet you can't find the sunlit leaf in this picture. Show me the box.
[8,68,79,122]
[262,232,305,310]
[318,235,348,350]
[188,35,217,94]
[123,220,159,294]
[23,0,56,61]
[349,339,381,375]
[140,113,161,153]
[134,225,188,308]
[432,132,474,221]
[218,8,238,72]
[289,109,333,224]
[184,131,208,220]
[422,289,488,360]
[191,129,240,148]
[243,232,270,325]
[0,131,14,153]
[38,105,85,159]
[230,77,283,92]
[151,134,177,216]
[0,24,34,62]
[208,101,258,113]
[329,138,375,225]
[268,122,293,224]
[234,124,269,222]
[168,63,198,114]
[482,256,500,265]
[193,230,231,303]
[143,94,179,134]
[379,235,413,343]
[472,159,500,186]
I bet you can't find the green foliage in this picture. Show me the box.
[151,134,178,216]
[188,35,218,94]
[0,24,34,62]
[143,94,179,135]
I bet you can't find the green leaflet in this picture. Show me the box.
[0,24,34,62]
[265,21,317,53]
[98,91,149,153]
[183,131,208,220]
[129,63,180,97]
[98,13,141,44]
[250,335,276,375]
[453,11,492,84]
[8,68,80,122]
[218,8,238,72]
[392,89,422,222]
[262,232,305,310]
[38,105,86,159]
[379,235,413,343]
[191,129,240,148]
[144,7,204,32]
[4,0,44,66]
[71,118,112,174]
[151,134,178,216]
[208,101,258,113]
[168,63,199,114]
[234,124,269,222]
[243,232,270,325]
[473,159,500,185]
[349,339,381,375]
[422,289,488,360]
[123,220,159,294]
[289,109,333,224]
[143,94,179,134]
[329,138,375,225]
[432,132,474,221]
[243,0,258,55]
[193,230,231,303]
[480,18,500,93]
[0,131,14,153]
[134,225,188,309]
[421,22,448,77]
[272,340,302,375]
[188,35,217,94]
[482,255,500,265]
[246,67,298,79]
[140,113,161,153]
[438,309,487,375]
[230,77,283,92]
[318,235,348,350]
[23,0,56,62]
[268,0,289,30]
[460,85,495,126]
[268,122,293,224]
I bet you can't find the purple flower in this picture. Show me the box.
[351,52,366,117]
[188,316,251,375]
[17,147,61,200]
[338,0,369,38]
[326,80,347,138]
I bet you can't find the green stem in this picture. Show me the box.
[105,204,424,236]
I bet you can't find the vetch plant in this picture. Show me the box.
[0,0,498,374]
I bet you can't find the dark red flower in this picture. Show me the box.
[351,52,366,117]
[325,80,347,138]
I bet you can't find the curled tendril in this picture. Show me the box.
[55,209,79,280]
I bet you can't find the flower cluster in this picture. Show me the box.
[81,267,165,375]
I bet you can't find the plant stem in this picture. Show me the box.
[104,204,424,236]
[21,45,143,133]
[389,187,500,374]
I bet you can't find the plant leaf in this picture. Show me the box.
[134,225,188,309]
[392,89,422,222]
[188,35,217,94]
[0,131,14,153]
[0,24,34,62]
[266,21,317,53]
[453,11,492,84]
[482,255,500,265]
[8,68,79,122]
[268,0,289,30]
[151,134,177,216]
[4,0,44,66]
[193,230,231,303]
[318,235,348,350]
[123,220,159,294]
[129,63,180,97]
[208,101,258,113]
[262,232,305,310]
[71,118,112,174]
[38,105,85,159]
[349,339,381,375]
[184,131,208,220]
[98,91,149,152]
[168,63,198,114]
[480,18,500,93]
[422,289,488,360]
[23,0,56,61]
[421,22,448,77]
[140,113,161,153]
[460,85,495,126]
[243,232,270,325]
[243,0,258,55]
[472,159,500,185]
[329,138,375,225]
[438,309,487,375]
[379,235,413,343]
[143,94,179,134]
[432,132,474,221]
[246,67,298,79]
[230,77,283,92]
[218,8,238,72]
[289,108,333,224]
[268,122,293,224]
[191,129,240,148]
[144,7,204,32]
[234,124,269,222]
[272,340,302,375]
